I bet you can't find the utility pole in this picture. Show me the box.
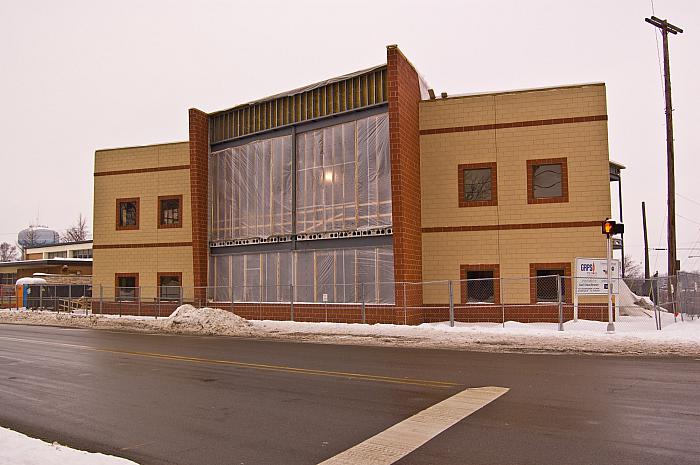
[645,16,683,279]
[642,202,650,280]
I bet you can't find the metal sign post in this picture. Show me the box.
[606,234,615,332]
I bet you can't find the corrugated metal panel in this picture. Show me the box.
[209,66,388,144]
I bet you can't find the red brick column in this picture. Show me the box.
[386,45,423,324]
[189,108,209,303]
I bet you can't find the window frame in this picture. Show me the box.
[529,262,572,303]
[157,272,182,301]
[458,162,498,207]
[115,273,139,301]
[460,264,500,304]
[158,195,183,229]
[527,158,569,204]
[115,197,140,230]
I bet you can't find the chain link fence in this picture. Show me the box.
[5,273,700,331]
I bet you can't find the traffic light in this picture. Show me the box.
[602,219,624,236]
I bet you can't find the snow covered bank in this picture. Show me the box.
[1,306,699,356]
[0,426,138,465]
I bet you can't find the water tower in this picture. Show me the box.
[17,225,59,249]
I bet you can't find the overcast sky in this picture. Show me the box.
[1,0,697,273]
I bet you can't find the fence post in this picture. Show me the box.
[138,286,141,317]
[403,282,407,325]
[500,277,505,328]
[557,276,564,331]
[290,283,294,321]
[179,286,183,306]
[99,284,103,315]
[67,284,72,314]
[361,282,366,325]
[448,280,454,327]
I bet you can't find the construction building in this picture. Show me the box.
[92,45,614,322]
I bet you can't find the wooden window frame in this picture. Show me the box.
[157,272,183,301]
[158,195,183,229]
[116,197,140,230]
[529,262,572,304]
[527,158,569,204]
[458,162,498,207]
[115,273,139,301]
[460,264,500,304]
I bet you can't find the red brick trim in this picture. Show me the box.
[420,115,608,135]
[189,109,209,298]
[460,264,500,304]
[458,162,497,207]
[422,220,601,233]
[387,45,423,319]
[529,262,572,304]
[115,273,139,300]
[527,157,569,204]
[157,195,183,229]
[93,242,192,249]
[94,165,190,176]
[115,198,140,231]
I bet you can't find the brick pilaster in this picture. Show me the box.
[189,108,209,300]
[387,45,423,324]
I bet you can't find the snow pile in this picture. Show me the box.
[0,426,139,465]
[1,306,699,356]
[163,304,252,335]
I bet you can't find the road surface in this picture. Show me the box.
[0,323,698,465]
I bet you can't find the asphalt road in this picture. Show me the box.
[0,324,698,465]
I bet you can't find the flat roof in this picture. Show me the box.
[420,82,606,103]
[95,140,189,153]
[0,258,92,270]
[26,240,93,250]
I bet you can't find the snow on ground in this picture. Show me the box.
[0,426,138,465]
[1,306,699,356]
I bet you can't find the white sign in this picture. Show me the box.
[322,293,328,302]
[575,257,620,295]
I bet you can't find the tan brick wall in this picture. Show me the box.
[94,142,189,173]
[93,142,194,293]
[92,248,194,300]
[419,84,611,304]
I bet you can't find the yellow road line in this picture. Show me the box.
[0,335,458,389]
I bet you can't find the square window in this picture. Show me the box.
[533,164,562,198]
[463,168,492,201]
[159,274,181,301]
[116,274,138,301]
[466,270,495,303]
[527,159,568,204]
[116,198,139,230]
[535,269,565,302]
[458,163,497,207]
[159,195,182,228]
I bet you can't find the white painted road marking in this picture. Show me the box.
[319,386,509,465]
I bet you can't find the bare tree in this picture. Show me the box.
[0,242,19,262]
[623,255,645,295]
[61,214,89,243]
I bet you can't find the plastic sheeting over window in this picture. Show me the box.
[209,135,293,240]
[209,246,394,304]
[296,113,391,234]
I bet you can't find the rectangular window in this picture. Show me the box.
[47,251,67,259]
[72,249,93,259]
[527,158,568,204]
[460,265,499,303]
[115,274,138,301]
[158,273,181,301]
[530,263,571,303]
[0,273,16,285]
[209,246,394,305]
[458,163,497,207]
[209,134,293,241]
[296,113,391,234]
[116,198,140,230]
[158,195,183,228]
